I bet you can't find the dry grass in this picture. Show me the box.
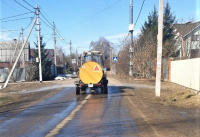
[0,79,75,112]
[110,73,200,109]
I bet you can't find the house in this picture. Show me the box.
[173,21,200,58]
[30,49,54,63]
[0,40,30,68]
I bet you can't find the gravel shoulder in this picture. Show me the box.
[109,74,200,109]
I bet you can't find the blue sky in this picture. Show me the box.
[0,0,199,55]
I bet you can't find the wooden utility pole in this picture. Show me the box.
[155,0,164,97]
[69,40,72,56]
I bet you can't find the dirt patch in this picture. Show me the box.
[0,89,62,113]
[0,79,76,113]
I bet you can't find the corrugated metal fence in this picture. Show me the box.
[0,68,25,82]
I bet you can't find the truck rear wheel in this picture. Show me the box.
[101,84,108,94]
[76,86,80,95]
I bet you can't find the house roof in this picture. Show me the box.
[173,21,200,37]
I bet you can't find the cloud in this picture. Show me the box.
[105,30,141,45]
[106,33,128,40]
[133,30,141,37]
[0,33,13,41]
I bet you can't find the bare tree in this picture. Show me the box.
[89,37,112,69]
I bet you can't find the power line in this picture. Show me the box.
[1,5,15,16]
[40,8,54,23]
[1,29,20,32]
[32,3,68,45]
[0,12,33,20]
[134,0,146,27]
[29,0,53,23]
[0,26,19,35]
[1,17,32,23]
[40,12,53,26]
[2,1,34,29]
[2,0,23,14]
[24,16,35,30]
[14,0,34,12]
[54,26,70,45]
[40,17,53,29]
[61,0,122,31]
[22,0,35,9]
[1,15,35,32]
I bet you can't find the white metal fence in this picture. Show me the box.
[171,58,200,91]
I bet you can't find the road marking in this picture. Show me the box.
[127,95,160,137]
[45,94,92,137]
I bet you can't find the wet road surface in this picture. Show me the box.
[2,78,193,137]
[0,78,150,137]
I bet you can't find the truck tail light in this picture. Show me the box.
[97,83,101,86]
[80,84,85,86]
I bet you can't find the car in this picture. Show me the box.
[55,75,66,80]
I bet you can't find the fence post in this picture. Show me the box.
[168,58,174,82]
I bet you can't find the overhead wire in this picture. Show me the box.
[40,12,53,26]
[2,0,34,31]
[61,0,123,31]
[2,0,23,14]
[28,2,72,46]
[40,8,54,23]
[0,26,19,36]
[24,16,35,30]
[22,0,35,9]
[55,28,70,45]
[1,29,20,32]
[134,0,146,27]
[39,17,53,29]
[1,17,33,23]
[1,6,15,16]
[0,12,33,20]
[14,0,34,12]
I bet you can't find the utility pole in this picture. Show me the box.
[76,48,78,67]
[21,28,25,67]
[3,17,37,88]
[11,32,21,64]
[53,22,57,76]
[110,47,113,72]
[129,0,134,76]
[21,28,26,81]
[36,5,42,83]
[155,0,164,97]
[69,40,72,56]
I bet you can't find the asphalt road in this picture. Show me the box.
[0,78,199,137]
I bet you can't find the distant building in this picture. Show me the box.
[30,49,54,63]
[0,40,30,68]
[173,21,200,58]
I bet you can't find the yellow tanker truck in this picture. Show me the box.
[74,51,108,94]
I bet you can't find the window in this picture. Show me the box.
[192,35,200,41]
